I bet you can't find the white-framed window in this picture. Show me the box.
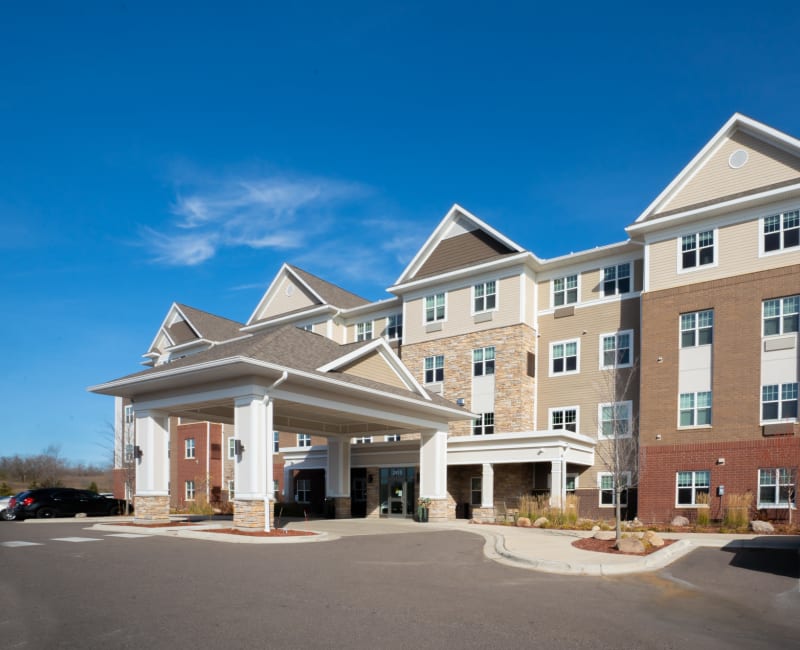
[185,480,195,501]
[124,405,135,425]
[603,263,631,297]
[762,210,799,253]
[353,436,373,444]
[550,407,578,432]
[553,274,578,307]
[356,320,373,341]
[472,412,495,435]
[676,470,710,506]
[296,479,311,503]
[681,309,714,347]
[185,438,196,459]
[297,433,312,448]
[598,401,632,438]
[679,391,712,427]
[680,229,715,269]
[385,434,401,442]
[273,431,280,453]
[472,346,495,376]
[600,330,633,369]
[386,313,403,340]
[761,383,798,421]
[551,339,579,375]
[470,477,482,506]
[566,473,578,493]
[599,472,630,507]
[473,280,497,313]
[763,296,799,336]
[424,355,444,383]
[228,437,236,459]
[758,468,796,508]
[425,292,446,323]
[227,480,235,499]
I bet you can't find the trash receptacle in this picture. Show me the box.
[324,498,335,519]
[462,502,471,519]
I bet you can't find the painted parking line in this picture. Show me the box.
[51,537,103,543]
[1,541,43,547]
[105,533,151,539]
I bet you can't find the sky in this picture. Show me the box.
[2,1,800,465]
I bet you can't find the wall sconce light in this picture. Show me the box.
[657,356,663,363]
[456,398,465,407]
[234,439,245,456]
[716,458,725,465]
[655,434,662,440]
[133,445,143,460]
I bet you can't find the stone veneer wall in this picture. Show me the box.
[427,497,448,521]
[134,495,170,522]
[365,467,380,518]
[233,498,266,529]
[333,497,351,519]
[401,324,536,437]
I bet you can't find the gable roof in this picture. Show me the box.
[392,204,527,287]
[630,113,800,232]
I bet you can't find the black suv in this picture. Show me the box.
[10,488,123,520]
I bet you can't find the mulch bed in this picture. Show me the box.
[572,537,677,555]
[205,528,315,537]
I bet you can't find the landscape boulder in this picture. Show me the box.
[643,530,665,547]
[750,520,774,534]
[616,537,646,554]
[670,516,690,527]
[593,530,616,541]
[516,516,532,527]
[532,516,548,528]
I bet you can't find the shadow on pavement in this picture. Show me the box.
[720,536,800,579]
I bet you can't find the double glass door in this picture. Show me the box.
[380,467,416,517]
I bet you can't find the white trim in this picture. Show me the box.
[548,338,580,377]
[757,208,800,259]
[241,305,335,332]
[597,401,633,439]
[678,390,713,429]
[551,272,580,309]
[675,227,719,275]
[597,471,630,508]
[246,264,327,326]
[598,329,634,370]
[675,469,711,508]
[422,291,447,325]
[548,405,580,433]
[471,279,499,316]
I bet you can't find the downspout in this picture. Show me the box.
[264,370,289,531]
[206,422,211,502]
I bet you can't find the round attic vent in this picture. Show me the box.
[285,284,295,297]
[728,149,749,169]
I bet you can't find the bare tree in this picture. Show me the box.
[594,359,640,543]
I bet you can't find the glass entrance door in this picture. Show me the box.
[379,467,416,518]
[387,479,406,516]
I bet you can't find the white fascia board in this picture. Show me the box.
[172,304,202,340]
[389,251,532,294]
[339,296,402,318]
[241,305,335,332]
[393,204,528,286]
[245,263,328,326]
[144,302,182,355]
[537,240,641,274]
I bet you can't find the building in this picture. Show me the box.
[98,113,798,528]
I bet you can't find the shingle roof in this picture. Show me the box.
[287,265,370,309]
[175,303,244,342]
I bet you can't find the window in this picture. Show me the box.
[599,472,629,507]
[680,310,713,347]
[470,477,482,506]
[681,230,714,269]
[356,321,373,341]
[296,479,311,503]
[185,438,196,459]
[472,346,496,376]
[758,468,796,508]
[124,405,134,425]
[676,470,710,505]
[387,314,403,340]
[425,292,446,323]
[762,383,798,421]
[599,402,632,438]
[228,437,236,459]
[550,407,577,432]
[603,263,631,297]
[553,274,578,307]
[297,433,311,448]
[472,412,495,435]
[601,331,632,368]
[763,210,799,253]
[566,474,578,493]
[473,281,497,312]
[273,431,279,453]
[185,480,195,501]
[354,436,373,444]
[227,480,234,499]
[763,296,799,336]
[385,434,401,442]
[551,340,579,375]
[679,392,712,426]
[424,355,444,383]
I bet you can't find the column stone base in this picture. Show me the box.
[233,498,266,529]
[427,498,449,522]
[471,507,494,522]
[133,495,170,523]
[333,497,351,519]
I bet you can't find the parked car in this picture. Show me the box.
[0,495,16,520]
[10,488,124,520]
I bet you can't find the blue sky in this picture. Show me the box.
[2,1,800,464]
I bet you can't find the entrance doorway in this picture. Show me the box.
[379,467,416,518]
[350,468,367,518]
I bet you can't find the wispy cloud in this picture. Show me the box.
[142,174,368,266]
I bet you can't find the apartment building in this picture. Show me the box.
[103,113,798,527]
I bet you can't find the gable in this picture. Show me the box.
[256,274,321,321]
[166,319,198,345]
[337,351,408,390]
[412,228,517,280]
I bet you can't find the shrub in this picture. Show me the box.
[722,492,753,530]
[695,492,710,527]
[516,493,580,527]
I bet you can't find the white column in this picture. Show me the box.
[233,393,269,500]
[134,409,170,496]
[481,463,494,508]
[325,437,351,497]
[550,457,566,509]
[265,405,274,504]
[419,430,448,498]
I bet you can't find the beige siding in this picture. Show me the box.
[340,352,407,389]
[536,299,640,435]
[581,268,601,302]
[261,276,319,319]
[659,131,800,214]
[403,274,523,345]
[647,217,800,292]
